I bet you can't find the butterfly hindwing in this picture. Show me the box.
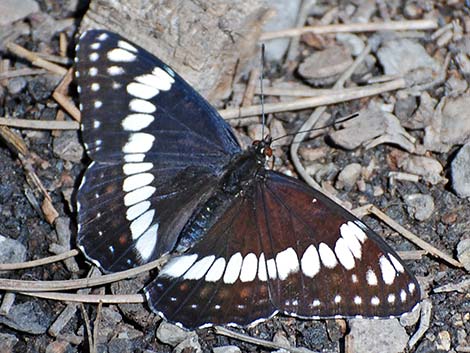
[75,30,241,271]
[144,171,420,328]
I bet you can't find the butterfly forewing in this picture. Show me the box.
[75,30,241,271]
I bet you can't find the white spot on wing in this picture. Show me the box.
[400,289,407,302]
[89,67,98,76]
[130,209,155,239]
[123,173,154,192]
[124,153,145,163]
[124,186,156,206]
[258,253,267,281]
[118,40,138,53]
[205,257,226,282]
[371,296,380,306]
[266,258,277,279]
[97,33,109,41]
[223,252,242,284]
[108,66,125,75]
[239,253,258,282]
[135,223,158,260]
[122,113,155,131]
[89,52,99,61]
[300,244,320,278]
[334,295,341,303]
[94,101,102,109]
[90,42,100,50]
[91,83,100,91]
[135,67,175,91]
[408,282,416,294]
[123,162,153,175]
[107,48,136,62]
[127,82,159,100]
[379,255,396,285]
[159,254,198,278]
[129,99,156,113]
[122,133,155,153]
[275,247,299,280]
[340,222,363,259]
[126,200,151,221]
[318,243,338,268]
[184,255,215,280]
[354,296,362,305]
[349,221,367,243]
[366,269,378,286]
[334,238,355,270]
[387,293,396,303]
[389,254,405,273]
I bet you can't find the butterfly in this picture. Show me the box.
[75,29,420,329]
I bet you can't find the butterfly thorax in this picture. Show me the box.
[176,147,266,252]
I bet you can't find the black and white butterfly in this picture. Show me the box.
[75,30,420,329]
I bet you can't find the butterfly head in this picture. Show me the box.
[252,135,273,160]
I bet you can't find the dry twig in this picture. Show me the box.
[261,19,438,40]
[214,326,318,353]
[0,117,79,130]
[0,249,79,271]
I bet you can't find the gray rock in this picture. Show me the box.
[397,154,445,185]
[0,301,52,334]
[348,318,409,353]
[329,109,415,152]
[213,346,242,353]
[45,340,73,353]
[336,163,362,190]
[336,33,365,56]
[377,39,439,75]
[440,95,470,146]
[0,234,26,272]
[451,143,470,197]
[108,338,134,353]
[404,193,434,221]
[173,335,202,353]
[96,307,123,343]
[0,0,39,26]
[0,332,18,353]
[7,77,27,95]
[157,321,195,346]
[262,0,302,61]
[456,238,470,272]
[298,46,353,86]
[52,130,84,163]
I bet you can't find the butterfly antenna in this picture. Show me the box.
[271,112,360,144]
[260,43,266,140]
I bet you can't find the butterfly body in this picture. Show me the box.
[75,30,420,330]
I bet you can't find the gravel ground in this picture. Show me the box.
[0,1,469,353]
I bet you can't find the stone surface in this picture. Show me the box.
[52,130,84,163]
[262,0,301,61]
[0,301,53,334]
[298,46,353,85]
[348,318,409,353]
[173,335,202,353]
[404,193,435,221]
[377,39,439,75]
[0,234,26,270]
[0,332,18,353]
[451,143,470,197]
[156,321,194,346]
[329,109,415,152]
[0,0,39,26]
[336,163,362,190]
[213,346,242,353]
[397,153,446,185]
[457,238,470,272]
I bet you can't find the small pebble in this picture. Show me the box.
[156,321,194,346]
[108,338,134,353]
[52,130,84,163]
[7,77,27,95]
[298,46,353,86]
[0,301,52,334]
[0,235,26,272]
[336,33,365,56]
[298,146,328,162]
[347,318,409,353]
[0,0,39,26]
[456,238,470,272]
[440,94,470,146]
[397,154,445,185]
[173,335,202,353]
[213,346,241,353]
[451,143,470,197]
[404,193,434,221]
[0,332,18,353]
[436,330,451,351]
[336,163,362,191]
[247,123,268,142]
[45,340,72,353]
[377,39,439,75]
